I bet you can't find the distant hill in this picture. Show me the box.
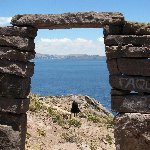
[35,53,106,60]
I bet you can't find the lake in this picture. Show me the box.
[31,58,111,111]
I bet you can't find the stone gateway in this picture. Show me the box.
[0,12,150,150]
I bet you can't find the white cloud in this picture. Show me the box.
[41,38,72,43]
[97,37,104,42]
[35,37,105,56]
[0,17,12,26]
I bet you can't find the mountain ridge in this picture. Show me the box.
[35,53,106,60]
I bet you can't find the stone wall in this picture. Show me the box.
[0,12,149,149]
[104,21,150,150]
[0,26,37,149]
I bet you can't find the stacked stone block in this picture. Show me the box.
[104,22,150,150]
[0,26,37,149]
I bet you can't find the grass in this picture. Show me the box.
[68,118,82,128]
[106,118,114,129]
[89,140,98,150]
[87,113,114,128]
[37,128,46,137]
[105,134,113,145]
[29,95,65,126]
[26,132,31,139]
[88,114,101,123]
[61,132,82,143]
[47,107,65,126]
[29,98,43,112]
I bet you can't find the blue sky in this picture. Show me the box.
[0,0,150,55]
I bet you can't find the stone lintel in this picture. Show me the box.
[11,12,124,29]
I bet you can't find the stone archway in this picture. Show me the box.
[0,12,150,150]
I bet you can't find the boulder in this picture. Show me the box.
[0,113,27,150]
[114,113,150,150]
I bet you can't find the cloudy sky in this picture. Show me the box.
[35,31,105,55]
[0,0,150,55]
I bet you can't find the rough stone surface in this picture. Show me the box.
[106,46,150,59]
[107,58,120,75]
[110,75,150,93]
[112,95,150,113]
[0,113,27,150]
[11,12,124,29]
[104,35,150,46]
[123,21,150,35]
[0,58,34,77]
[0,12,149,150]
[0,26,37,38]
[117,58,150,76]
[111,89,130,96]
[114,113,150,150]
[0,73,31,98]
[103,25,123,36]
[0,97,29,114]
[0,47,35,62]
[107,58,150,76]
[104,22,150,35]
[0,35,35,51]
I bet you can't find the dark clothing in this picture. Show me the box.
[71,101,80,113]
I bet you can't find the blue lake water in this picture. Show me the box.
[31,58,111,111]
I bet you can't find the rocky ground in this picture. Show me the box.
[25,94,115,150]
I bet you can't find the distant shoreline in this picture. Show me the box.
[35,53,106,60]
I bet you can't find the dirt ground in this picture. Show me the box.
[26,94,115,150]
